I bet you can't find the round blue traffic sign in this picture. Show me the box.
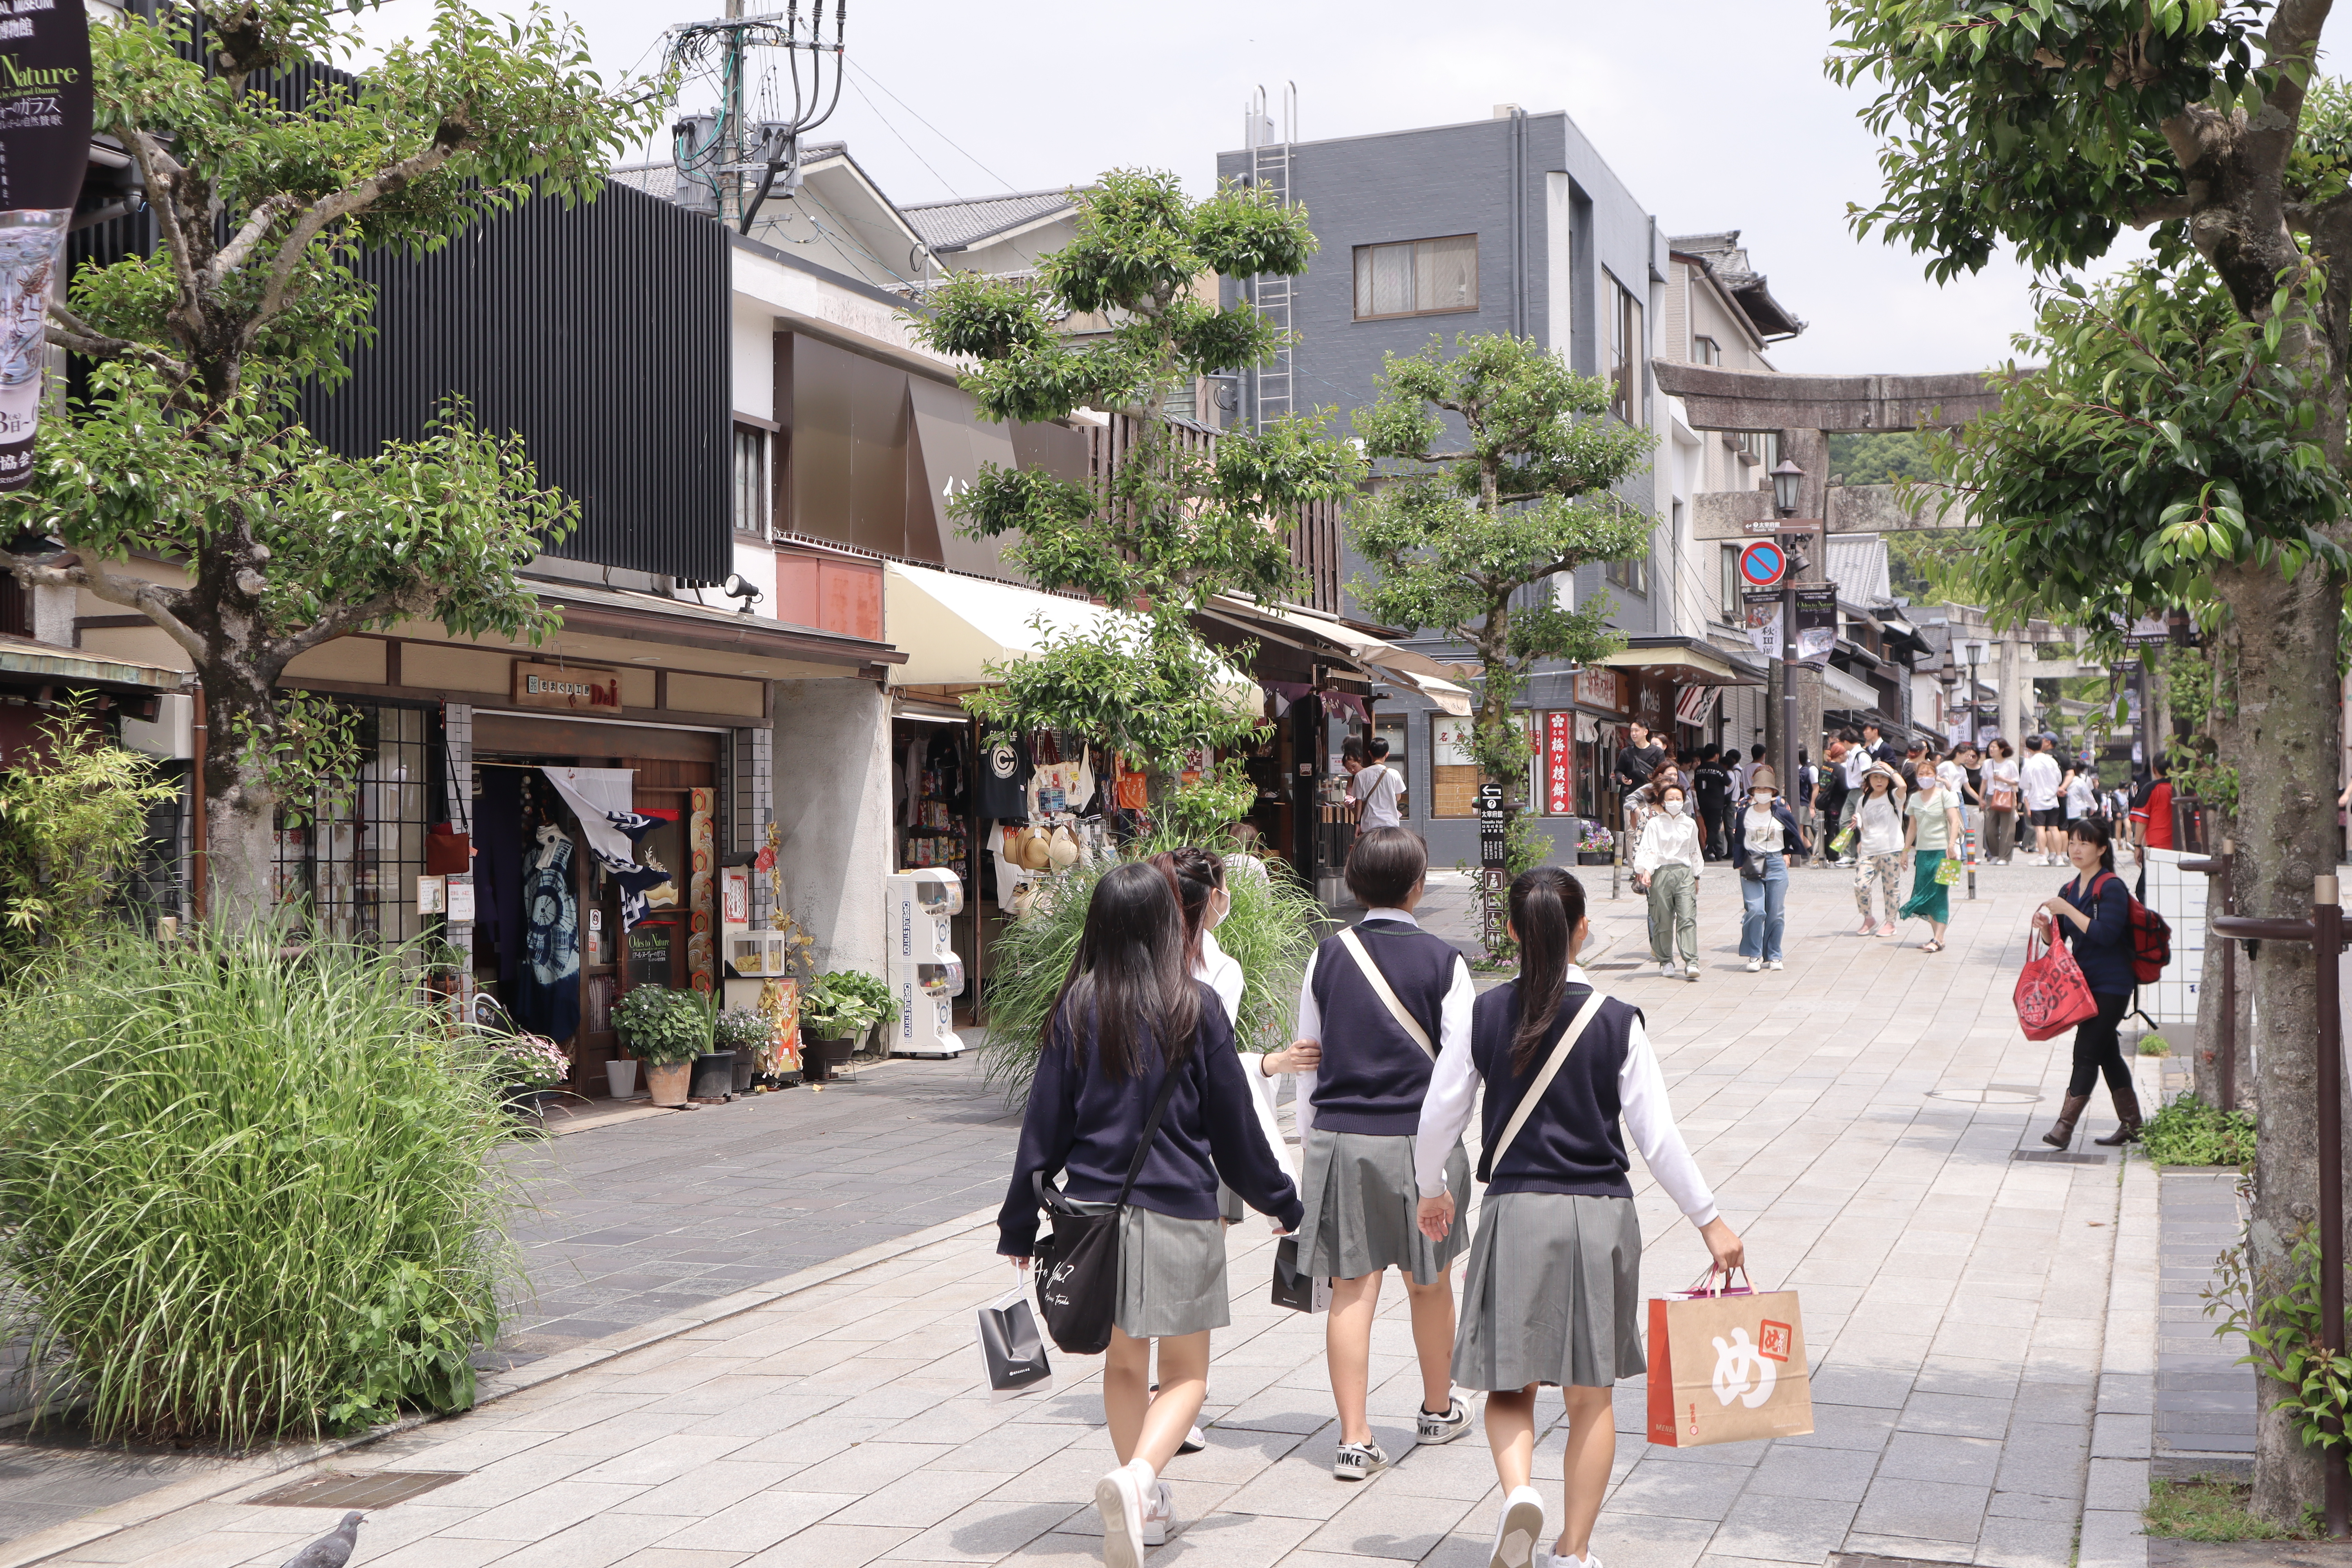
[1738,540,1786,589]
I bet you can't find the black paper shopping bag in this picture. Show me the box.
[977,1286,1054,1400]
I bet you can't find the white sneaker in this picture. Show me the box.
[1141,1479,1174,1547]
[1176,1424,1205,1455]
[1685,964,1700,982]
[1416,1395,1474,1445]
[1744,958,1761,973]
[1095,1459,1151,1568]
[1332,1439,1389,1481]
[1768,959,1784,971]
[1658,960,1677,978]
[1490,1484,1547,1568]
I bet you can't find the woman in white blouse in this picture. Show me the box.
[1632,781,1704,982]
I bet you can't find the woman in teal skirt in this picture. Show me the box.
[1898,757,1964,952]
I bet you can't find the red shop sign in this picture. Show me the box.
[1544,711,1573,816]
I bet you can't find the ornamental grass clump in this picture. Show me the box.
[0,930,517,1446]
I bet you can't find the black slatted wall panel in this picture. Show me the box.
[303,184,732,583]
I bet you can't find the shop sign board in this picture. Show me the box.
[443,873,475,924]
[1572,668,1627,713]
[1674,684,1720,728]
[1476,781,1506,868]
[1544,711,1573,816]
[0,0,93,492]
[512,659,623,715]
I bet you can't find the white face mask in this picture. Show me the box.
[1663,799,1685,815]
[1751,792,1774,807]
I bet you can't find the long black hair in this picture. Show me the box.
[1048,861,1200,1079]
[2068,816,2117,873]
[1149,845,1225,975]
[1507,866,1586,1074]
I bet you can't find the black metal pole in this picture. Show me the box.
[2220,840,2236,1112]
[1780,573,1797,814]
[2317,872,2347,1540]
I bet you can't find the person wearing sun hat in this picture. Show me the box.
[1729,766,1811,973]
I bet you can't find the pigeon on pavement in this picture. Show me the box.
[281,1511,364,1568]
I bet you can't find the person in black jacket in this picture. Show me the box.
[1692,747,1734,860]
[2033,819,2144,1149]
[998,862,1304,1567]
[1612,722,1661,799]
[1414,867,1742,1568]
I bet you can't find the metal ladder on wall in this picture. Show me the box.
[1246,85,1296,431]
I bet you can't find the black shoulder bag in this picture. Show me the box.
[1030,1068,1183,1356]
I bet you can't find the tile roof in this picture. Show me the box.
[899,190,1079,252]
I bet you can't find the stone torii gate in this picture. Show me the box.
[1650,360,2043,765]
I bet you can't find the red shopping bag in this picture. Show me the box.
[2014,924,2098,1041]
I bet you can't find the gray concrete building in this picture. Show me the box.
[1216,107,1760,867]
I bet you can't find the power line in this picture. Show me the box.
[845,59,1019,192]
[842,73,965,202]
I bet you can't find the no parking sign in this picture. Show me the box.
[1738,540,1787,590]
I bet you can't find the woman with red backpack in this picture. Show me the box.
[2033,818,2143,1148]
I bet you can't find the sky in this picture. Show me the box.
[347,0,2192,376]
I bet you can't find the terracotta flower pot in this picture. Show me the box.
[644,1061,691,1107]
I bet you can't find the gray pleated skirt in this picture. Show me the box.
[1452,1191,1646,1392]
[1054,1201,1230,1339]
[1295,1128,1470,1285]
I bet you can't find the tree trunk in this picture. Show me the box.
[196,666,283,931]
[2213,557,2349,1527]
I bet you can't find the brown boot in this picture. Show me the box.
[2094,1083,2144,1146]
[2042,1094,2091,1149]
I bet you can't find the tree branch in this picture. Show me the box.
[2262,0,2332,133]
[204,192,298,289]
[249,127,470,337]
[2129,196,2196,229]
[45,303,192,387]
[0,550,207,664]
[276,584,430,662]
[123,129,201,328]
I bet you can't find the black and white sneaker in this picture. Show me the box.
[1332,1439,1389,1481]
[1177,1424,1206,1455]
[1416,1396,1473,1446]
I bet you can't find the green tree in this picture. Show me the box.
[0,702,180,959]
[911,169,1361,827]
[6,1,660,925]
[1349,333,1654,866]
[1828,430,1935,486]
[1828,3,2348,1520]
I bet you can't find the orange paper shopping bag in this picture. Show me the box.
[1646,1275,1813,1447]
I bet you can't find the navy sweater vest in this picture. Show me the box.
[1308,917,1461,1135]
[997,981,1304,1256]
[1472,980,1641,1198]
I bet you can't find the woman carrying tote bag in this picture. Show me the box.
[998,862,1303,1566]
[1414,867,1741,1568]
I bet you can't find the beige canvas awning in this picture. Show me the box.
[1594,637,1764,687]
[883,562,1258,715]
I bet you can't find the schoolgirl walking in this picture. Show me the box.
[1289,826,1479,1480]
[997,862,1304,1567]
[1416,867,1741,1568]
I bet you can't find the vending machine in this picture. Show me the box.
[884,868,966,1058]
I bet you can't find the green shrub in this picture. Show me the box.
[612,985,707,1064]
[2143,1090,2257,1167]
[712,1006,771,1054]
[981,834,1324,1102]
[2138,1033,2171,1056]
[817,969,898,1027]
[0,700,179,962]
[0,931,516,1445]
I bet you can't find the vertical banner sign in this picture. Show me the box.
[1476,781,1506,869]
[1794,587,1839,670]
[0,0,93,492]
[1544,710,1573,816]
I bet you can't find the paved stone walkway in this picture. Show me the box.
[10,858,2166,1568]
[2153,1170,2254,1477]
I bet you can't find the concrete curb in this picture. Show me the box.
[2080,1056,2164,1568]
[0,1201,1004,1568]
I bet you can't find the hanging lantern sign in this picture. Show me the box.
[0,0,94,492]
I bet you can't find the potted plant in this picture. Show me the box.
[613,985,704,1106]
[800,972,884,1083]
[488,1030,570,1123]
[1575,820,1616,866]
[820,970,900,1057]
[714,1007,772,1094]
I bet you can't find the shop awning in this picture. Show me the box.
[0,634,189,695]
[884,562,1259,715]
[1822,661,1879,708]
[1593,636,1765,687]
[1197,595,1475,716]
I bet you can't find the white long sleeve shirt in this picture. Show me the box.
[1199,927,1293,1180]
[1632,811,1704,880]
[1291,906,1475,1139]
[1412,964,1719,1226]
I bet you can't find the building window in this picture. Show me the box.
[1606,551,1649,597]
[1430,713,1536,817]
[732,425,768,537]
[1353,234,1479,320]
[1608,277,1644,425]
[1720,543,1742,622]
[1693,336,1720,366]
[1735,429,1777,469]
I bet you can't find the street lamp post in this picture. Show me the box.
[1769,458,1804,809]
[1964,638,1986,900]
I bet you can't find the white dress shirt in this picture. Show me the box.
[1291,906,1475,1138]
[1632,811,1704,880]
[1199,927,1292,1179]
[1412,964,1718,1225]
